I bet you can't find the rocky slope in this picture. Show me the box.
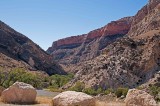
[61,0,160,89]
[0,21,66,75]
[128,0,160,37]
[47,17,132,69]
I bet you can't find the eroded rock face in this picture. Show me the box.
[47,17,132,69]
[63,34,160,89]
[128,0,160,37]
[125,89,157,106]
[53,91,95,106]
[61,0,160,89]
[0,21,66,75]
[1,82,37,104]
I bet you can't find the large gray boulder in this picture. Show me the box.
[125,89,157,106]
[1,82,37,104]
[53,91,95,106]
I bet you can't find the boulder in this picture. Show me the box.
[125,89,157,106]
[1,82,37,104]
[53,91,95,106]
[0,86,5,96]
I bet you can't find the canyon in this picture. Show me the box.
[0,0,159,91]
[48,0,160,89]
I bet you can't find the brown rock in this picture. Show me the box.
[125,89,157,106]
[1,82,37,104]
[53,91,95,106]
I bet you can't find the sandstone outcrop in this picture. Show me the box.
[0,21,66,75]
[1,82,37,104]
[125,89,157,106]
[53,91,95,106]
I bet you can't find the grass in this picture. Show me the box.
[36,96,53,105]
[96,101,125,106]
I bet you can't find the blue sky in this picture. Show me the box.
[0,0,147,50]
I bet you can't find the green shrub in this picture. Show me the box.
[149,85,160,102]
[149,85,160,96]
[115,87,129,98]
[104,88,114,95]
[49,73,74,89]
[83,87,105,96]
[96,87,103,94]
[70,81,85,92]
[83,88,98,95]
[0,67,46,88]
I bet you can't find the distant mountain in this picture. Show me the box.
[0,21,66,75]
[47,17,133,72]
[54,0,159,89]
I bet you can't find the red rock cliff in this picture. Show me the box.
[47,17,132,53]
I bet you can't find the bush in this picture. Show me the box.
[49,74,73,89]
[115,87,129,98]
[0,67,46,88]
[83,88,98,96]
[96,87,103,94]
[104,88,114,95]
[149,85,160,102]
[70,81,85,92]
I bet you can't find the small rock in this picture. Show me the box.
[120,95,125,99]
[1,82,37,104]
[53,91,95,106]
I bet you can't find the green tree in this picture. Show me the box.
[50,74,73,88]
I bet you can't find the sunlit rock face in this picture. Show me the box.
[61,0,160,89]
[47,17,132,69]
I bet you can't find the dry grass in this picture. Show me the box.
[36,96,53,105]
[96,100,125,106]
[0,97,53,106]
